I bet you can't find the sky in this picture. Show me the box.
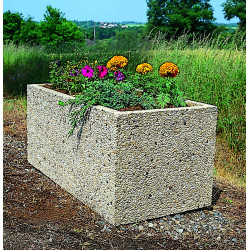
[3,0,240,24]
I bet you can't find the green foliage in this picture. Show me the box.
[3,11,24,43]
[49,60,68,90]
[132,74,186,107]
[19,18,41,45]
[50,56,185,135]
[222,0,246,30]
[3,7,85,49]
[85,26,116,40]
[40,6,84,48]
[144,42,245,181]
[83,24,146,44]
[4,4,243,51]
[145,43,245,155]
[62,80,157,135]
[112,29,144,51]
[3,43,51,95]
[3,11,41,45]
[146,0,216,37]
[156,93,170,108]
[74,20,96,29]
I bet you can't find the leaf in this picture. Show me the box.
[156,93,171,108]
[58,100,65,106]
[163,93,171,103]
[165,81,171,91]
[223,198,233,204]
[180,100,187,107]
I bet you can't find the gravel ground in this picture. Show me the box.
[3,131,246,249]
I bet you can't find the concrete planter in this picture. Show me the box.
[27,84,217,225]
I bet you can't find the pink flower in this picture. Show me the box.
[97,65,108,78]
[82,65,94,78]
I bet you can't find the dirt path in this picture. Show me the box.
[3,129,246,249]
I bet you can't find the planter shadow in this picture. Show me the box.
[211,184,222,205]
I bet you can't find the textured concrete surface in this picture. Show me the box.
[27,84,218,225]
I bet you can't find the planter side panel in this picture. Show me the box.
[27,84,118,224]
[115,105,217,224]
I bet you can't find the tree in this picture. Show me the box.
[19,18,41,45]
[146,0,216,37]
[3,6,86,48]
[40,5,84,47]
[3,11,41,45]
[3,11,24,42]
[222,0,246,29]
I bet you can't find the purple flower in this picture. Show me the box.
[114,71,125,81]
[69,69,79,77]
[82,65,94,78]
[97,65,108,78]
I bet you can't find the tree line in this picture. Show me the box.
[146,0,245,37]
[3,0,246,48]
[3,6,84,47]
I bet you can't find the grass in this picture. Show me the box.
[3,96,27,112]
[214,136,246,188]
[3,96,27,138]
[125,23,145,27]
[146,47,245,153]
[139,32,246,185]
[3,43,50,95]
[3,43,79,95]
[3,31,246,186]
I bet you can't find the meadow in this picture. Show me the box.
[3,31,246,186]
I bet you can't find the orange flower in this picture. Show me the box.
[159,62,179,78]
[106,56,128,71]
[136,63,153,75]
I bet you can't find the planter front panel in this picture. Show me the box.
[27,84,217,225]
[27,84,119,224]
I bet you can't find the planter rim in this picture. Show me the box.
[30,83,217,115]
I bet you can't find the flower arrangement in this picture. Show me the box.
[49,55,186,135]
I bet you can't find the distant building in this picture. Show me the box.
[107,24,115,28]
[99,22,119,29]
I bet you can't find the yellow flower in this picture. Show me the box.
[106,55,128,71]
[159,62,179,78]
[106,60,118,71]
[136,63,153,75]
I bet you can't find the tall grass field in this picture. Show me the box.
[3,34,246,186]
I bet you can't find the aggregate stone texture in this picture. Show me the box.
[27,84,218,225]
